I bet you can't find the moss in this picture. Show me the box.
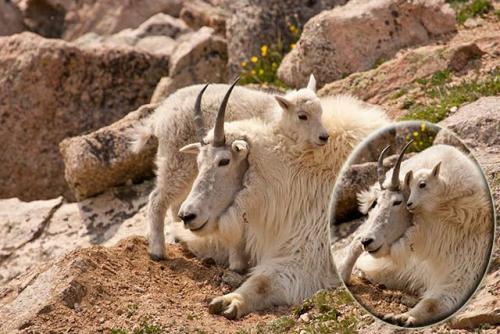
[447,0,493,24]
[401,69,499,123]
[256,316,296,334]
[109,323,162,334]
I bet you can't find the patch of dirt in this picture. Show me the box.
[1,237,288,333]
[347,276,417,321]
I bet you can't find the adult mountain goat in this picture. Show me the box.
[178,84,389,319]
[339,142,493,327]
[131,75,326,261]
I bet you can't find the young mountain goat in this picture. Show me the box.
[177,84,389,319]
[338,143,493,327]
[131,75,325,261]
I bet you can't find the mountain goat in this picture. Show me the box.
[338,142,493,327]
[131,75,325,261]
[177,86,389,319]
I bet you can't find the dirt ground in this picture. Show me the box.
[8,237,289,334]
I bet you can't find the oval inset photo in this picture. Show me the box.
[329,121,495,328]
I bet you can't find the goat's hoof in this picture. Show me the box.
[208,298,225,315]
[208,293,244,320]
[149,253,165,261]
[383,312,416,327]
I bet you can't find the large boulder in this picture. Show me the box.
[0,32,169,201]
[180,0,228,34]
[60,104,158,200]
[0,0,25,36]
[74,13,190,56]
[151,27,228,102]
[14,0,183,40]
[225,0,346,76]
[279,0,457,88]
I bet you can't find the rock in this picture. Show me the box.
[0,0,25,36]
[450,272,500,329]
[0,180,151,286]
[180,0,228,34]
[0,32,169,201]
[221,270,245,289]
[226,0,346,76]
[279,0,457,88]
[151,27,228,102]
[16,0,183,40]
[318,40,489,118]
[0,197,63,265]
[74,13,190,56]
[60,104,158,200]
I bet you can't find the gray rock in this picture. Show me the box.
[0,32,169,201]
[151,27,228,102]
[0,0,24,36]
[17,0,183,40]
[279,0,457,88]
[60,104,158,201]
[226,0,346,76]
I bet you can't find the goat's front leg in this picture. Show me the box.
[208,261,296,319]
[384,287,460,327]
[336,237,364,284]
[148,186,168,260]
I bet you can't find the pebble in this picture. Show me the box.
[300,313,311,323]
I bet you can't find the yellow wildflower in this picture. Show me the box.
[260,45,268,57]
[413,131,419,137]
[259,69,264,76]
[289,24,297,33]
[419,141,423,146]
[251,56,258,63]
[290,43,296,50]
[420,122,426,132]
[241,61,248,68]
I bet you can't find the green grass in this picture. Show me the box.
[109,322,162,334]
[447,0,494,24]
[401,69,500,123]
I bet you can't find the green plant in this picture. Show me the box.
[239,21,301,87]
[447,0,494,24]
[401,69,499,123]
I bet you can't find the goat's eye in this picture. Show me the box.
[419,182,426,189]
[393,200,402,206]
[370,200,377,209]
[218,159,230,167]
[298,115,308,121]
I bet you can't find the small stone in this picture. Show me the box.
[450,106,458,113]
[300,313,311,323]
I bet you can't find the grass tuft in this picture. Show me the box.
[401,69,499,123]
[447,0,494,24]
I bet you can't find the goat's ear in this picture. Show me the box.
[404,170,413,188]
[179,142,201,154]
[357,189,377,215]
[275,95,293,112]
[307,74,317,92]
[231,140,249,154]
[432,161,441,177]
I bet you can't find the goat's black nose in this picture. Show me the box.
[361,238,374,247]
[179,212,197,224]
[319,134,329,142]
[407,202,413,208]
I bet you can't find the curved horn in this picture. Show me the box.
[377,145,391,189]
[213,77,240,147]
[389,139,414,191]
[194,83,209,144]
